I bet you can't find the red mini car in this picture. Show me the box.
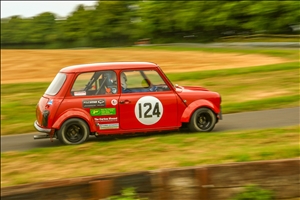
[34,62,222,144]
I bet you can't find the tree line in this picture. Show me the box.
[1,1,299,48]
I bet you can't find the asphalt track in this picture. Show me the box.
[1,107,299,153]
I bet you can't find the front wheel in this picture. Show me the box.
[188,108,216,132]
[57,118,89,145]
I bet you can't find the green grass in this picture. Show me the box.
[223,95,299,113]
[1,126,299,187]
[167,62,299,81]
[1,83,49,134]
[171,62,299,112]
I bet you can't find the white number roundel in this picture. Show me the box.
[134,96,163,125]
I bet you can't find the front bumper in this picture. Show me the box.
[34,120,51,133]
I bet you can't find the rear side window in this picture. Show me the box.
[71,70,118,96]
[45,73,66,95]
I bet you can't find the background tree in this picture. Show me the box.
[88,1,136,46]
[1,15,31,44]
[28,12,57,44]
[1,1,299,48]
[242,0,300,33]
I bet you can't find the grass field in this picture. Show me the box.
[1,46,299,188]
[1,126,299,187]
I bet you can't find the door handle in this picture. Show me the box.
[120,100,131,104]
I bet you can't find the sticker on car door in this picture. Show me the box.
[134,96,163,125]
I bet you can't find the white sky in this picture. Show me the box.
[1,1,98,18]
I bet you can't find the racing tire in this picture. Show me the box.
[188,108,216,132]
[57,118,89,145]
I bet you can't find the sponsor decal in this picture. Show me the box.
[74,91,86,96]
[134,96,163,125]
[83,99,106,108]
[90,108,116,116]
[97,123,119,130]
[111,99,118,106]
[94,117,118,122]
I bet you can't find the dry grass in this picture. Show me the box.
[0,48,290,84]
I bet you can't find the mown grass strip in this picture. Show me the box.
[1,62,298,93]
[167,62,299,82]
[1,82,49,95]
[1,126,299,187]
[223,94,300,113]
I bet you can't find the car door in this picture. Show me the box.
[119,70,178,130]
[66,70,121,132]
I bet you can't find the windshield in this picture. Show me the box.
[45,73,66,96]
[160,70,175,89]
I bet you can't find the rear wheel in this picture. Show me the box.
[57,118,89,145]
[188,108,216,132]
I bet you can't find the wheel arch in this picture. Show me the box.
[181,99,219,123]
[52,108,97,133]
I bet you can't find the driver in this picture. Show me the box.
[121,72,128,91]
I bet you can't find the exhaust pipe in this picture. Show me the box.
[33,134,50,139]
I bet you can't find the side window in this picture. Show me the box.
[121,70,170,93]
[71,71,118,96]
[72,72,95,96]
[125,71,148,88]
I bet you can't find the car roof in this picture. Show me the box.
[60,62,159,73]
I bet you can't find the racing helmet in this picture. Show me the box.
[104,71,116,86]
